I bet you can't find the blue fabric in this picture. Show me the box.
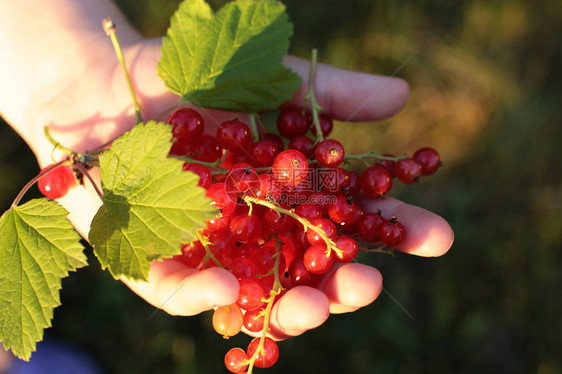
[8,339,102,374]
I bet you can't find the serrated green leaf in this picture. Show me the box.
[158,0,301,113]
[89,121,216,281]
[0,199,86,361]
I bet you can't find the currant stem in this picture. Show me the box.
[246,236,283,374]
[11,159,69,208]
[271,236,284,286]
[366,246,396,257]
[44,126,75,156]
[73,162,104,202]
[304,48,324,144]
[243,196,344,258]
[345,152,407,162]
[210,166,271,176]
[103,17,142,124]
[249,113,260,142]
[83,135,122,155]
[168,155,227,170]
[196,231,223,268]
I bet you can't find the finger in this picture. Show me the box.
[362,196,454,257]
[266,287,330,339]
[283,55,410,121]
[122,259,239,316]
[132,39,409,124]
[318,263,383,314]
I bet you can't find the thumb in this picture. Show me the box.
[122,258,240,316]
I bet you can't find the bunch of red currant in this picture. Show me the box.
[35,106,440,373]
[162,107,440,373]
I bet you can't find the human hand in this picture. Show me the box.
[0,0,453,340]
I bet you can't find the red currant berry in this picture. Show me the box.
[282,176,312,203]
[191,134,222,163]
[304,244,333,274]
[243,308,265,332]
[264,210,295,233]
[306,218,337,245]
[206,183,236,216]
[292,226,310,251]
[232,150,254,166]
[258,173,284,203]
[237,243,258,259]
[341,202,363,230]
[206,211,232,232]
[278,234,300,269]
[333,235,358,263]
[37,164,75,199]
[277,109,310,139]
[205,232,236,268]
[178,241,206,268]
[250,140,281,167]
[295,203,322,221]
[395,158,423,184]
[250,244,286,275]
[319,167,349,194]
[310,114,333,137]
[216,120,252,151]
[357,212,385,242]
[413,147,440,175]
[182,163,212,189]
[272,149,309,188]
[169,138,195,157]
[379,217,405,247]
[327,195,351,223]
[225,163,261,201]
[328,195,358,225]
[377,154,396,178]
[166,108,204,142]
[237,277,265,311]
[262,132,285,150]
[247,337,279,368]
[229,214,262,244]
[288,135,315,158]
[224,347,248,373]
[212,304,243,338]
[315,139,345,168]
[259,275,275,296]
[335,167,350,194]
[361,165,392,196]
[345,170,361,196]
[309,191,331,214]
[288,255,321,287]
[229,257,258,279]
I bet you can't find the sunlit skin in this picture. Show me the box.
[0,0,453,340]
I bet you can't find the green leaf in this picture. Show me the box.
[0,199,86,361]
[158,0,301,113]
[88,121,216,281]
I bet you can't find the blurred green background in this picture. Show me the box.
[1,0,561,373]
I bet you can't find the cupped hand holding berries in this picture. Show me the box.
[0,0,453,342]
